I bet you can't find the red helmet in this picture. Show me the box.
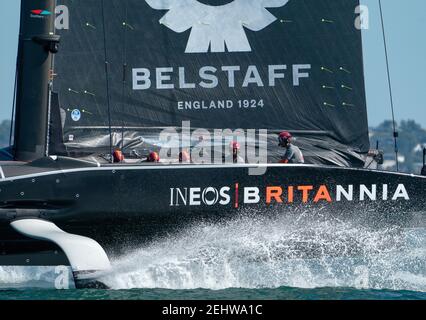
[230,141,241,151]
[179,150,190,162]
[113,149,124,163]
[147,151,160,162]
[279,131,292,146]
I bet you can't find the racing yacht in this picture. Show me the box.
[1,0,425,288]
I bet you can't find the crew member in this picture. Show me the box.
[278,131,304,164]
[225,141,245,164]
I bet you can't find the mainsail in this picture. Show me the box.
[52,0,369,166]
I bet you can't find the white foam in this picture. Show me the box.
[0,214,424,292]
[101,215,426,292]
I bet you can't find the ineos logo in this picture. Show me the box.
[170,187,231,206]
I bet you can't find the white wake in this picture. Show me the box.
[102,214,426,292]
[0,214,425,292]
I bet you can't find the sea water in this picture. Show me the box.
[0,213,425,300]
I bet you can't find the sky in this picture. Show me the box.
[0,0,425,127]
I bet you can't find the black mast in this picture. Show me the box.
[14,0,58,161]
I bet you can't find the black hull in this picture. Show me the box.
[0,158,425,266]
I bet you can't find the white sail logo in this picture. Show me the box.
[145,0,290,53]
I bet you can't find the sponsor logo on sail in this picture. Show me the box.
[145,0,290,53]
[134,0,311,111]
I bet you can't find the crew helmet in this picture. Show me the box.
[278,131,292,146]
[113,149,125,163]
[147,151,160,162]
[230,141,241,151]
